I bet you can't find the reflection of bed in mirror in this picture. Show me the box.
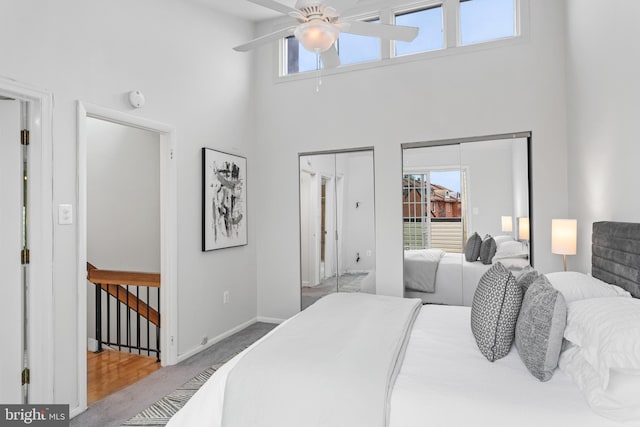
[405,251,491,306]
[404,237,531,306]
[402,133,532,306]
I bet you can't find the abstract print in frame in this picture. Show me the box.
[202,148,247,251]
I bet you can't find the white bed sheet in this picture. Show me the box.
[405,253,491,306]
[390,305,620,426]
[168,304,619,427]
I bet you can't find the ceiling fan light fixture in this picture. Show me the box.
[294,20,339,53]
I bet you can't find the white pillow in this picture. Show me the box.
[493,235,514,246]
[546,272,631,303]
[494,257,530,270]
[563,297,640,389]
[559,344,640,422]
[492,240,528,260]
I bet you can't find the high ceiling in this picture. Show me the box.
[193,0,379,22]
[192,0,291,21]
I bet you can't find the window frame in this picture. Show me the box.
[277,0,527,80]
[391,3,446,58]
[335,15,383,66]
[457,0,519,47]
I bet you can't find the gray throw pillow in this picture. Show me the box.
[465,232,482,262]
[479,235,497,265]
[515,275,567,382]
[515,268,539,292]
[471,263,523,362]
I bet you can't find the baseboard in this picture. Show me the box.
[176,317,257,363]
[87,337,98,352]
[257,316,285,324]
[70,404,87,419]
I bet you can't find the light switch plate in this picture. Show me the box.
[58,204,73,225]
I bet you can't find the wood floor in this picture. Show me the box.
[87,349,161,404]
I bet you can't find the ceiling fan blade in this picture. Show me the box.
[248,0,300,15]
[320,46,340,68]
[342,21,418,42]
[233,27,296,52]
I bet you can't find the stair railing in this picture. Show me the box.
[87,263,161,362]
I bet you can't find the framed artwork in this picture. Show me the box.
[202,147,247,251]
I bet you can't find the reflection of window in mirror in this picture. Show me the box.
[403,168,468,253]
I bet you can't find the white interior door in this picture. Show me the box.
[0,99,24,403]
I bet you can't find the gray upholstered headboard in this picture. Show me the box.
[592,221,640,298]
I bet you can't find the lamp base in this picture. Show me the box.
[563,254,567,272]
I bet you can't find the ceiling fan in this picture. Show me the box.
[233,0,419,68]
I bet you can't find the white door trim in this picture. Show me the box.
[75,102,178,415]
[0,76,54,404]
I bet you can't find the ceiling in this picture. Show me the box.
[192,0,291,22]
[194,0,381,22]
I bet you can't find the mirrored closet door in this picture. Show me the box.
[402,134,532,306]
[299,149,376,310]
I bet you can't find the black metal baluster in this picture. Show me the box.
[126,285,131,351]
[136,287,141,355]
[95,284,103,353]
[156,287,161,362]
[107,284,111,347]
[116,285,121,351]
[146,287,150,357]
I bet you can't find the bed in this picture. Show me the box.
[404,236,530,306]
[167,222,639,426]
[404,252,492,306]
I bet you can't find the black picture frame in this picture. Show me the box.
[202,147,247,251]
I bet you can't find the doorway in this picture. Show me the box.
[0,78,54,404]
[85,117,163,403]
[76,102,178,412]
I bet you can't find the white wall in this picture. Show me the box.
[0,0,256,412]
[87,118,160,272]
[565,0,640,273]
[254,0,570,321]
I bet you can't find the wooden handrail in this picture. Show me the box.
[87,262,161,328]
[87,262,160,288]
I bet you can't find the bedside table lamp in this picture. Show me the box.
[501,216,513,233]
[552,219,577,271]
[518,217,529,241]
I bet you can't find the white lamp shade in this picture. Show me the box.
[552,219,577,255]
[501,216,513,232]
[518,217,530,240]
[294,21,339,53]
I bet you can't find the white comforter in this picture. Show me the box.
[207,293,420,427]
[168,303,619,427]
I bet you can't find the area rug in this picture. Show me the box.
[121,356,235,426]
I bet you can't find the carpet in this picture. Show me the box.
[301,272,368,310]
[121,356,235,426]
